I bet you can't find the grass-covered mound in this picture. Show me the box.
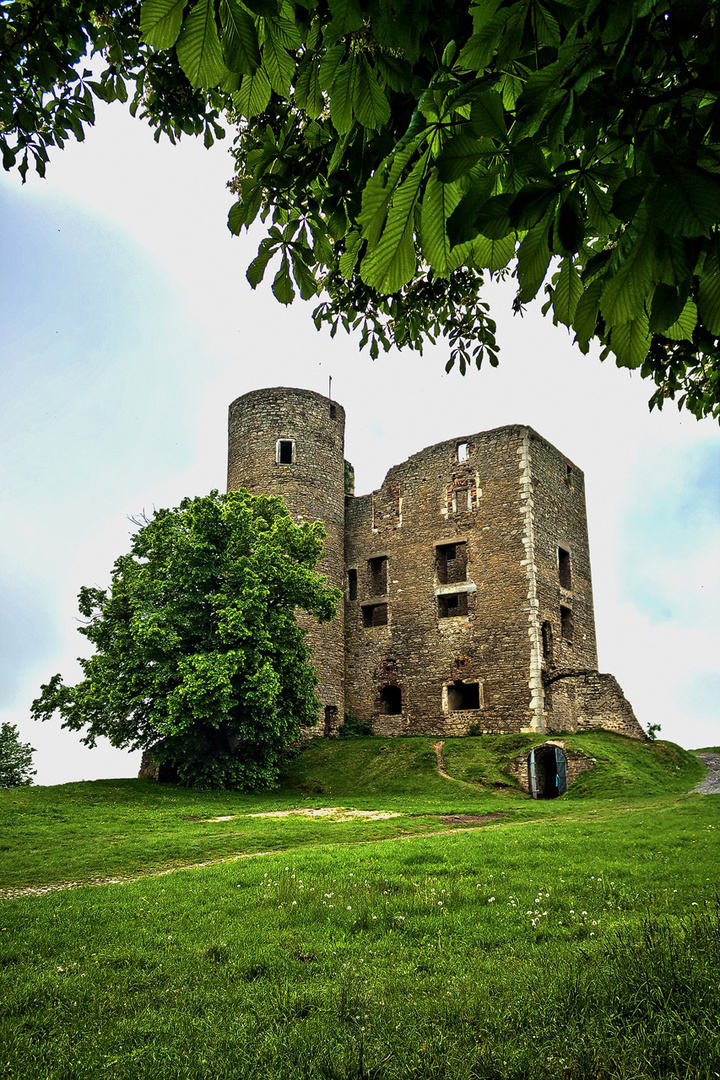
[281,731,705,803]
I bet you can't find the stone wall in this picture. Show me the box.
[227,387,346,729]
[545,671,645,739]
[345,426,541,735]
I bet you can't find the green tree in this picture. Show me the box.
[3,1,719,418]
[31,490,340,789]
[0,723,36,787]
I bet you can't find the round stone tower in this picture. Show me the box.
[227,387,345,735]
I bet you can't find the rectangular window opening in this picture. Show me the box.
[363,603,388,628]
[447,680,481,711]
[457,441,468,461]
[560,605,573,643]
[367,555,388,596]
[277,439,294,465]
[436,541,467,585]
[438,592,468,619]
[348,569,357,601]
[558,547,572,590]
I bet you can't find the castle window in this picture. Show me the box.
[446,680,481,711]
[348,569,357,601]
[457,441,468,462]
[277,439,294,465]
[380,685,402,715]
[560,605,573,643]
[565,464,573,487]
[436,541,467,584]
[558,547,572,590]
[330,403,336,419]
[542,620,554,664]
[363,603,388,628]
[367,555,388,596]
[438,592,468,618]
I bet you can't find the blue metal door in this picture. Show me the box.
[555,747,568,796]
[529,749,537,798]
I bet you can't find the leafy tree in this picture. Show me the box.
[2,1,719,419]
[31,490,340,789]
[0,723,36,787]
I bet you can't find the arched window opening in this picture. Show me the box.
[380,685,402,715]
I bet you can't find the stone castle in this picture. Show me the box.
[227,386,644,744]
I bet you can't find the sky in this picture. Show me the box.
[1,100,719,787]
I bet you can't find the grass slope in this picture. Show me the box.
[0,735,717,1079]
[0,736,705,893]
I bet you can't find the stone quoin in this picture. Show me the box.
[226,386,644,742]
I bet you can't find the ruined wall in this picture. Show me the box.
[344,426,538,735]
[526,430,599,717]
[227,387,346,730]
[545,671,645,739]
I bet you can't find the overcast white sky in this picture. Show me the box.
[2,100,718,786]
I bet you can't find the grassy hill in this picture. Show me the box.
[0,735,717,1080]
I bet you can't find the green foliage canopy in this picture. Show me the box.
[0,723,36,787]
[31,491,340,789]
[2,0,719,419]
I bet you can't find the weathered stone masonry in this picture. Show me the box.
[227,386,644,742]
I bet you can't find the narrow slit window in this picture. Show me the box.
[348,569,357,601]
[457,442,468,461]
[558,547,572,590]
[560,605,573,643]
[277,439,294,465]
[368,556,388,596]
[541,620,554,663]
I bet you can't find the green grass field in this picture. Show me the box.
[1,735,718,1079]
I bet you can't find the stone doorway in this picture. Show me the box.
[529,745,568,799]
[323,705,339,738]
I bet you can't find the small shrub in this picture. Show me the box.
[337,715,374,739]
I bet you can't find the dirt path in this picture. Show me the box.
[692,753,720,794]
[432,740,454,779]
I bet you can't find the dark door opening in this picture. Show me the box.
[529,745,568,799]
[324,705,339,738]
[380,684,402,715]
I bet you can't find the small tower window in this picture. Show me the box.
[363,603,388,628]
[438,592,468,618]
[367,556,388,596]
[348,569,357,601]
[558,547,572,590]
[560,605,574,643]
[277,439,295,465]
[436,541,467,584]
[457,441,468,462]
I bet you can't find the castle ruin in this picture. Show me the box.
[227,386,644,742]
